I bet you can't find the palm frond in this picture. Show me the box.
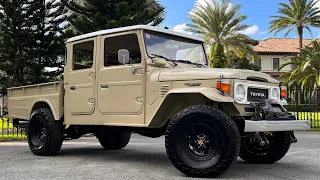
[187,0,257,64]
[281,40,320,89]
[269,0,320,39]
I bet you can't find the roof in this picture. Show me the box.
[66,25,204,43]
[253,38,318,54]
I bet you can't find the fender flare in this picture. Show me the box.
[147,87,234,128]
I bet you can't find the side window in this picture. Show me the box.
[104,34,141,66]
[73,41,94,70]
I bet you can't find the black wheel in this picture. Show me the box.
[165,105,241,178]
[239,132,290,164]
[28,108,64,156]
[96,132,131,150]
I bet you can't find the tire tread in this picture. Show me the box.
[165,105,240,178]
[97,132,131,150]
[28,108,64,156]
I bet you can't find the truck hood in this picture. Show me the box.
[152,68,278,83]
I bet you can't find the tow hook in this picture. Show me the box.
[255,132,269,146]
[284,131,298,144]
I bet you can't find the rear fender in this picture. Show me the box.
[30,99,60,120]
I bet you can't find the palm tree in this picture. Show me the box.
[269,0,320,52]
[187,0,258,68]
[279,41,320,90]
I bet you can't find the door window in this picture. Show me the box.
[104,34,141,67]
[73,41,94,70]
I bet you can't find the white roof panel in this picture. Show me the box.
[66,25,204,43]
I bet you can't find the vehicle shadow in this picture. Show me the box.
[58,146,171,167]
[56,145,312,179]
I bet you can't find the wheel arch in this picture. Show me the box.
[30,100,60,120]
[147,88,237,128]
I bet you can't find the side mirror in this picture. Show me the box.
[153,57,167,67]
[118,49,130,65]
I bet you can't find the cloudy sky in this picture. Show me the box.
[158,0,320,40]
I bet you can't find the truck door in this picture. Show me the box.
[98,33,144,115]
[65,38,97,115]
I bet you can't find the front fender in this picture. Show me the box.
[147,87,234,128]
[167,87,234,103]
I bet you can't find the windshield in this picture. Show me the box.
[143,31,207,65]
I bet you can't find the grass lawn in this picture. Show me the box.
[0,117,27,141]
[0,134,27,142]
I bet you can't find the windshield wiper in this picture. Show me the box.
[170,59,207,68]
[150,54,177,66]
[151,54,207,68]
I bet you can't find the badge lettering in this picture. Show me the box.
[250,92,265,97]
[184,83,201,87]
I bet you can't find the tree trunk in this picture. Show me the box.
[298,27,303,53]
[209,45,215,67]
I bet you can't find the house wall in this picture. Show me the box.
[252,55,294,72]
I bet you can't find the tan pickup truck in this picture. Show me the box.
[7,25,310,178]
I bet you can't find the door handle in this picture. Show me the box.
[100,83,108,89]
[70,86,76,90]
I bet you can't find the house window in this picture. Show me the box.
[273,58,280,70]
[254,57,261,67]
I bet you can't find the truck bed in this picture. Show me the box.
[7,81,64,120]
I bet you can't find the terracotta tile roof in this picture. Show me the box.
[253,38,318,53]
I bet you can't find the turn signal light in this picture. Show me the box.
[216,80,230,92]
[280,86,287,97]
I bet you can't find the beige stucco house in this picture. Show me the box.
[253,38,316,79]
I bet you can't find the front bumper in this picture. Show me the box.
[244,120,311,132]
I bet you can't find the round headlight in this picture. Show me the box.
[236,84,245,101]
[272,88,279,99]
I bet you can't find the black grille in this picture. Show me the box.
[247,88,268,102]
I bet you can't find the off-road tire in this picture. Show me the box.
[239,132,291,164]
[97,132,131,150]
[165,105,241,178]
[28,108,64,156]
